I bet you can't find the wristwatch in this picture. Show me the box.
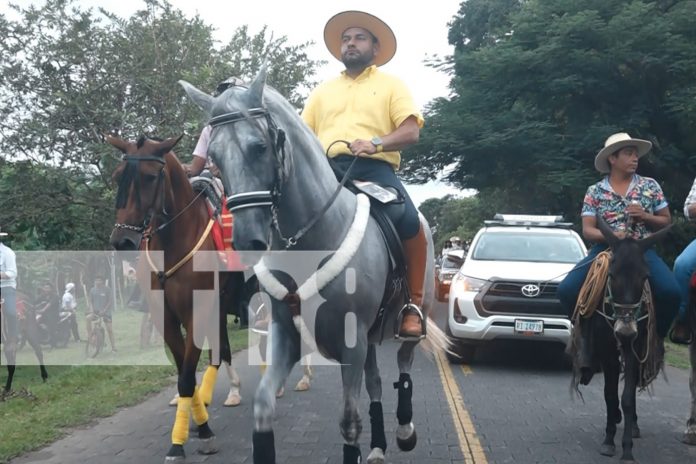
[371,136,384,153]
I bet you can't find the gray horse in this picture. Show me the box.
[180,68,450,464]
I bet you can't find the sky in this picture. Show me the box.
[11,0,470,204]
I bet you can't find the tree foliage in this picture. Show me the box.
[0,0,323,250]
[404,0,696,216]
[420,194,509,251]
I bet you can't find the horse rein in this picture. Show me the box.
[112,154,215,286]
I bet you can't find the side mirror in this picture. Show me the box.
[446,252,465,268]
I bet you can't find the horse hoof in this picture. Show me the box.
[197,436,218,455]
[343,444,361,463]
[165,444,185,462]
[223,393,241,407]
[396,423,417,452]
[276,386,285,398]
[367,447,385,464]
[599,443,615,456]
[164,456,186,463]
[294,378,311,391]
[169,393,179,407]
[682,431,696,445]
[632,424,641,438]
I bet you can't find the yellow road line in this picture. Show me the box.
[435,351,488,463]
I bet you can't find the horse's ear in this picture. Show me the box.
[154,135,184,158]
[105,134,133,154]
[638,224,672,251]
[596,214,619,248]
[248,63,267,106]
[179,80,213,114]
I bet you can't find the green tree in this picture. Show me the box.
[0,0,322,250]
[404,0,696,217]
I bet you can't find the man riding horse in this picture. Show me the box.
[301,10,426,338]
[557,132,680,384]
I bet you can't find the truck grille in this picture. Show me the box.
[475,280,568,318]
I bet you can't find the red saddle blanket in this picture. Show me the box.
[210,203,244,271]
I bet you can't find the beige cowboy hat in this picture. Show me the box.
[595,132,652,174]
[324,10,397,67]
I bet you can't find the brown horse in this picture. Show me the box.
[2,291,48,393]
[108,135,246,462]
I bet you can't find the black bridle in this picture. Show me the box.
[210,108,287,214]
[112,155,205,240]
[210,107,358,249]
[599,274,649,323]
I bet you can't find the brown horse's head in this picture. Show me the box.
[596,215,671,339]
[108,135,182,251]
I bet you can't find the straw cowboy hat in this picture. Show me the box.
[595,132,652,174]
[324,10,397,67]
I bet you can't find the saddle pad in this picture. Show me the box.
[210,202,243,271]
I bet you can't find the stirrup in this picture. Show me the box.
[394,303,426,341]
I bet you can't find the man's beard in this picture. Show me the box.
[342,50,373,70]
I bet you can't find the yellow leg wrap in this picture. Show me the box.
[171,396,192,445]
[199,365,218,405]
[191,387,209,426]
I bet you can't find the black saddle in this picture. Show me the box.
[328,158,409,341]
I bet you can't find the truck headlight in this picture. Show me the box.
[453,274,487,293]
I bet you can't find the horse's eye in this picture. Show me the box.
[248,140,268,155]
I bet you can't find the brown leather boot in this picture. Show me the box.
[399,224,427,338]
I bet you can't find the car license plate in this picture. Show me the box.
[515,319,543,334]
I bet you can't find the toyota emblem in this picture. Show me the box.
[521,284,541,298]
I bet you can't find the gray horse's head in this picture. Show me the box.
[180,68,293,255]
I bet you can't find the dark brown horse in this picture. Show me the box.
[2,290,48,393]
[575,217,670,463]
[108,135,246,462]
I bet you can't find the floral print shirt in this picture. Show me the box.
[684,176,696,219]
[581,174,668,240]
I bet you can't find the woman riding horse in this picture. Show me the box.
[108,135,246,462]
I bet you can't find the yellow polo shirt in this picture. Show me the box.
[301,65,424,170]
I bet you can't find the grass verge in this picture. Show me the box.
[665,340,692,370]
[0,310,251,464]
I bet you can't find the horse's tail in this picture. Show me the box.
[419,318,455,356]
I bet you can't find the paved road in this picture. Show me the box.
[10,303,696,464]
